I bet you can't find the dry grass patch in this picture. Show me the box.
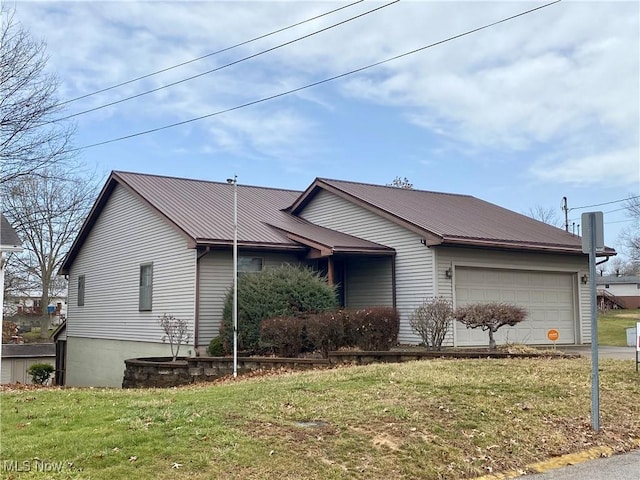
[1,358,639,479]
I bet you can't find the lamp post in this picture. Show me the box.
[226,176,238,378]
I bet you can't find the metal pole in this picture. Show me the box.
[589,212,599,431]
[232,176,238,378]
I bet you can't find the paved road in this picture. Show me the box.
[558,345,637,361]
[515,449,640,479]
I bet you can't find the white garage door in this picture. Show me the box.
[455,267,576,346]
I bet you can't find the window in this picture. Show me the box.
[238,257,263,274]
[78,275,85,306]
[139,263,153,311]
[604,284,610,288]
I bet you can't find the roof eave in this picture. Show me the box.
[440,237,616,256]
[288,178,444,245]
[195,238,307,252]
[59,171,207,275]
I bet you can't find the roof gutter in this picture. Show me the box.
[440,237,615,256]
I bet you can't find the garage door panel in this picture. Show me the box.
[455,268,576,346]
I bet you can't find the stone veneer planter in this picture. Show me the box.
[123,350,575,388]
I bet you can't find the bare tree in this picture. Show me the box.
[454,302,527,350]
[526,205,561,227]
[2,167,98,337]
[0,5,75,184]
[159,314,191,361]
[618,195,640,274]
[409,297,453,350]
[387,176,413,189]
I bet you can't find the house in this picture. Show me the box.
[1,213,24,382]
[4,292,68,324]
[596,275,640,309]
[59,171,614,387]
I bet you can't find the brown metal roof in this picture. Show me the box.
[290,178,614,256]
[267,215,394,256]
[114,171,302,247]
[60,172,392,274]
[61,171,614,274]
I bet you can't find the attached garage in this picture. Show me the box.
[454,267,577,346]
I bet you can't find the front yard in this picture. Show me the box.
[599,309,639,346]
[1,357,639,479]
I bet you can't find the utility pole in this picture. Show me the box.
[226,176,238,378]
[562,196,569,232]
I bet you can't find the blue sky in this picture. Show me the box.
[13,0,640,257]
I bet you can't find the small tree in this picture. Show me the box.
[27,363,54,385]
[387,176,413,189]
[454,302,527,350]
[158,314,191,361]
[409,297,453,350]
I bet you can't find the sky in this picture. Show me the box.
[10,0,640,258]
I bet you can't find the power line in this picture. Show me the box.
[569,195,640,211]
[49,0,399,123]
[57,0,365,107]
[569,206,635,222]
[69,0,562,153]
[605,219,637,225]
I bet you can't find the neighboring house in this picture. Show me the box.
[4,292,68,323]
[1,213,24,381]
[596,276,640,309]
[0,343,55,384]
[59,172,614,387]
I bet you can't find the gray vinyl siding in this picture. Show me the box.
[345,256,393,308]
[197,250,301,347]
[299,189,433,343]
[435,247,590,345]
[67,184,197,343]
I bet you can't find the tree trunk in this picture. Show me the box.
[39,291,49,338]
[488,328,496,350]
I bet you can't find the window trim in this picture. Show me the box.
[139,263,153,312]
[77,275,85,307]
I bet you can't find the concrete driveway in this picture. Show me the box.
[557,345,638,361]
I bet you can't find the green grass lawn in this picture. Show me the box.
[1,358,639,479]
[598,309,639,346]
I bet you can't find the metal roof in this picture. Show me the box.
[1,213,21,249]
[61,171,614,274]
[267,215,394,256]
[2,343,55,358]
[596,275,640,285]
[290,178,612,255]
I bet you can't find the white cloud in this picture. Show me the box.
[530,147,640,187]
[11,1,639,187]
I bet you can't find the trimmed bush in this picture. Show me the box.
[207,336,224,356]
[410,297,454,350]
[260,316,306,357]
[305,311,344,358]
[345,307,400,351]
[220,264,337,353]
[27,363,54,385]
[454,302,528,350]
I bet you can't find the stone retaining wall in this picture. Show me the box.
[123,350,570,388]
